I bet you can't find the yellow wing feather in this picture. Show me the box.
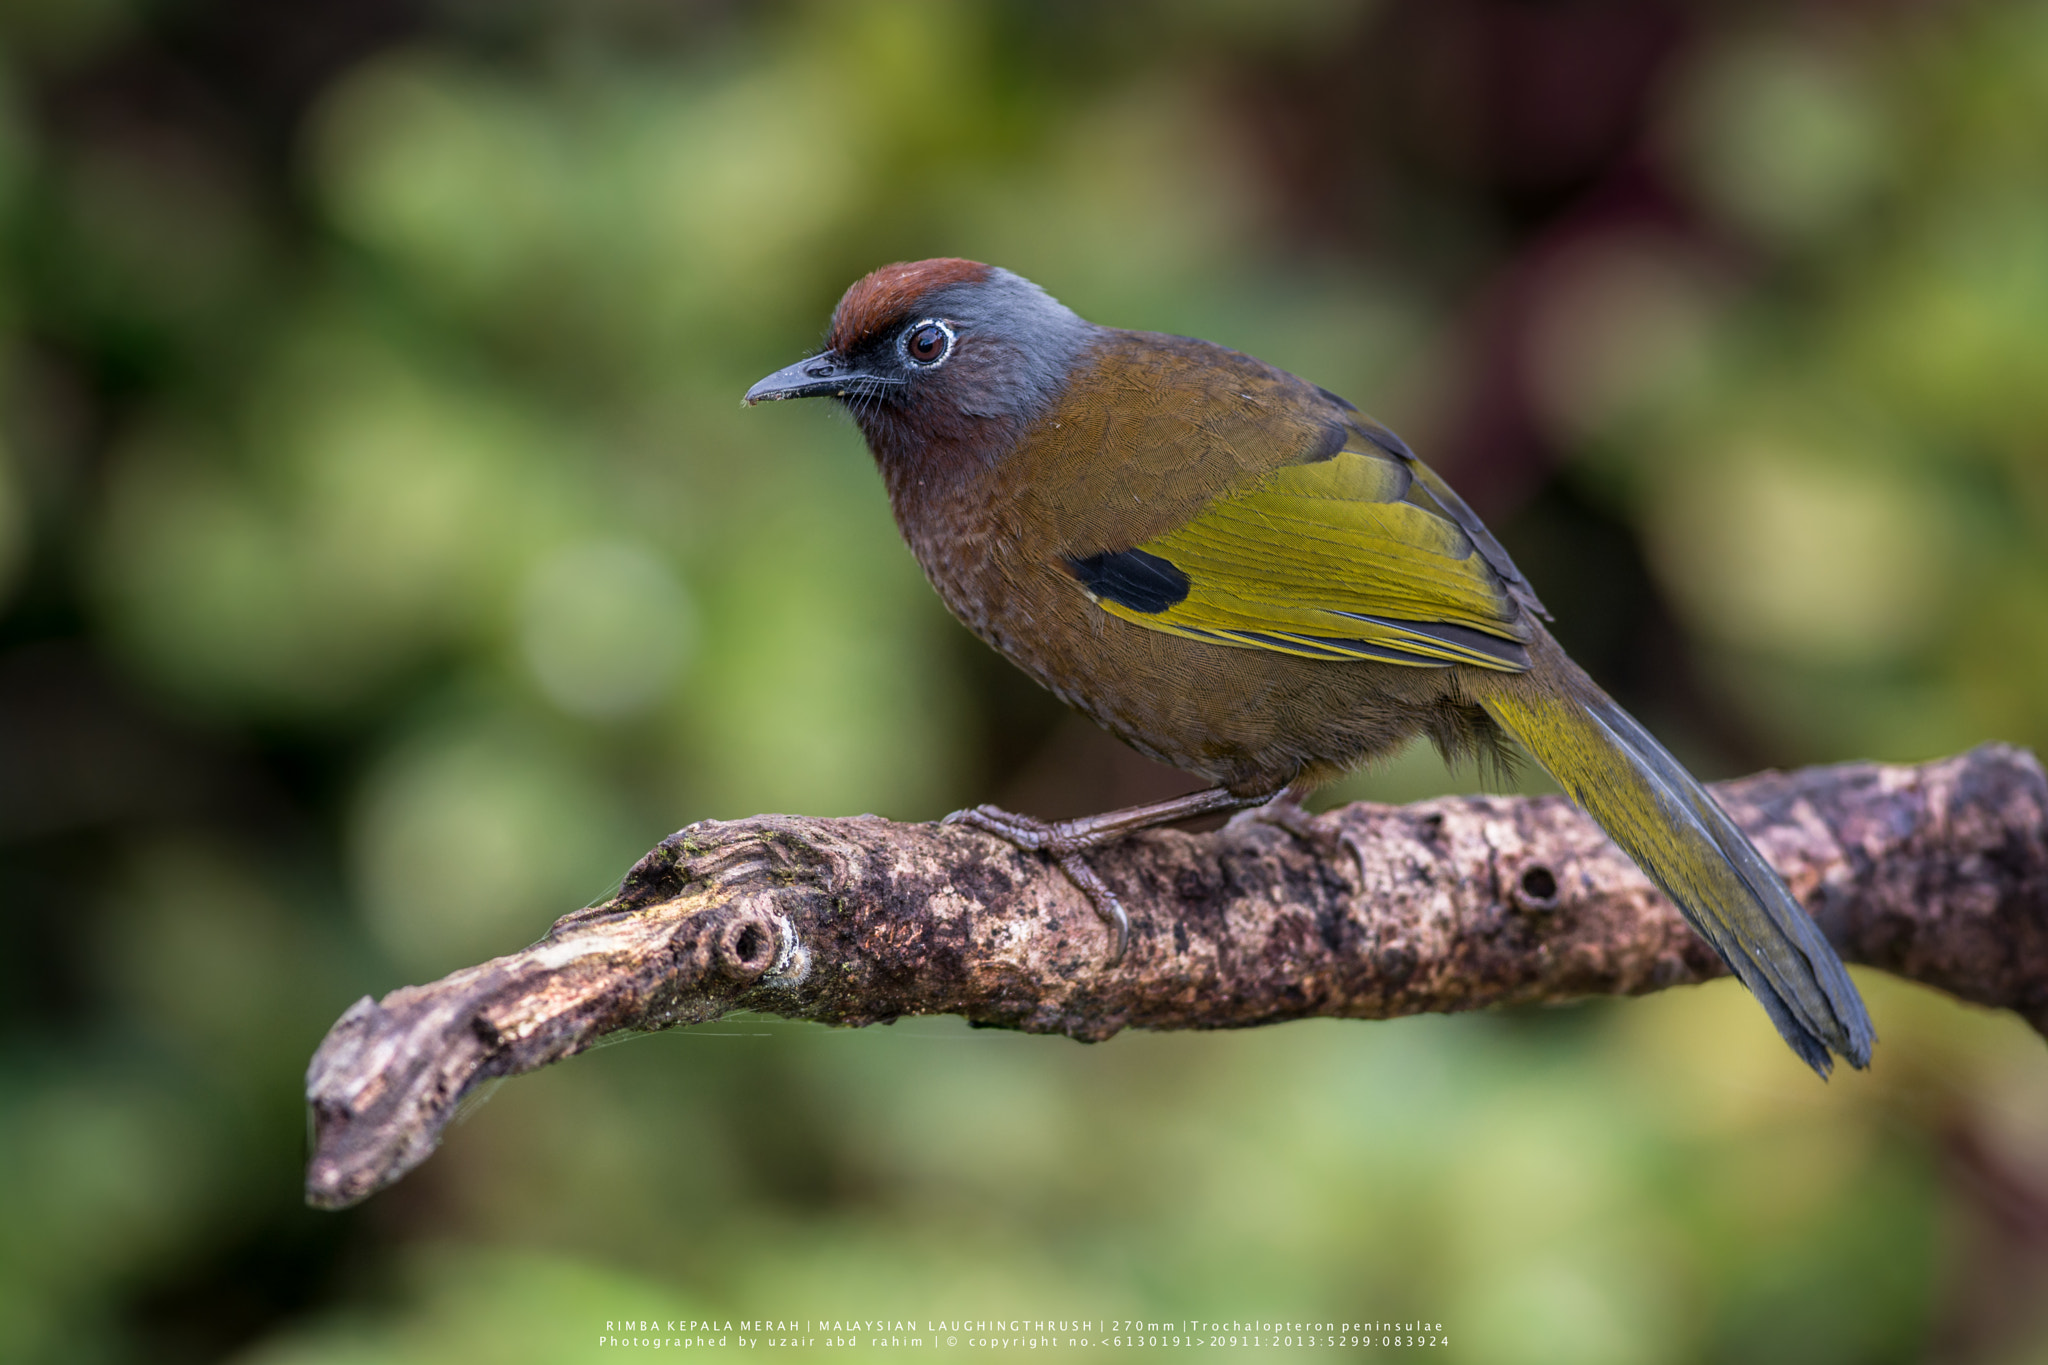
[1088,438,1532,671]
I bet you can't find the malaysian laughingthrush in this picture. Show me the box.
[745,258,1874,1076]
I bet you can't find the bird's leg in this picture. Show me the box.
[943,786,1261,963]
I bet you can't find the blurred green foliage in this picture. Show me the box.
[3,2,2048,1362]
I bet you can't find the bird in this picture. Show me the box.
[744,257,1874,1077]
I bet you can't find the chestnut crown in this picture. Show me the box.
[744,259,1095,430]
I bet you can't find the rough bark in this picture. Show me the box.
[306,743,2048,1209]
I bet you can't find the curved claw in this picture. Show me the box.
[941,804,1127,963]
[939,787,1267,967]
[1057,853,1128,965]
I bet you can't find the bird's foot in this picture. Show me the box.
[1230,779,1371,887]
[1231,781,1321,842]
[943,805,1129,963]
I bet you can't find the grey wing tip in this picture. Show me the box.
[1511,582,1554,622]
[1349,418,1553,620]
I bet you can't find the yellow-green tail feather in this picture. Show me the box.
[1479,648,1874,1075]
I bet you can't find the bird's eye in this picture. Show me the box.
[902,320,954,367]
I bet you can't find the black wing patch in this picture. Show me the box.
[1066,549,1191,614]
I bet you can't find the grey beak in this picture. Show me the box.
[745,352,872,404]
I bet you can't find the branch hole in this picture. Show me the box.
[733,923,770,968]
[1514,864,1560,912]
[719,916,778,976]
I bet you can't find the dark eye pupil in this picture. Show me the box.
[909,325,947,362]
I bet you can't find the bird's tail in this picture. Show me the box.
[1475,636,1874,1076]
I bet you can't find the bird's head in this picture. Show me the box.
[745,259,1094,463]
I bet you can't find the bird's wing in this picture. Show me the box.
[1066,426,1535,671]
[1347,418,1550,621]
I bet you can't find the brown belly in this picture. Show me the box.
[949,556,1459,795]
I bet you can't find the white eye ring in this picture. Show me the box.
[899,318,956,368]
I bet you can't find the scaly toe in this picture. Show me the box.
[942,804,1053,850]
[939,805,1128,963]
[1235,799,1321,843]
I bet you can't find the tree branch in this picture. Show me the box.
[305,743,2048,1209]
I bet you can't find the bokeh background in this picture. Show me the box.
[5,1,2048,1361]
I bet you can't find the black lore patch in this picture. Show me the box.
[1066,548,1191,614]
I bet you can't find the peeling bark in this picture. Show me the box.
[306,744,2048,1209]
